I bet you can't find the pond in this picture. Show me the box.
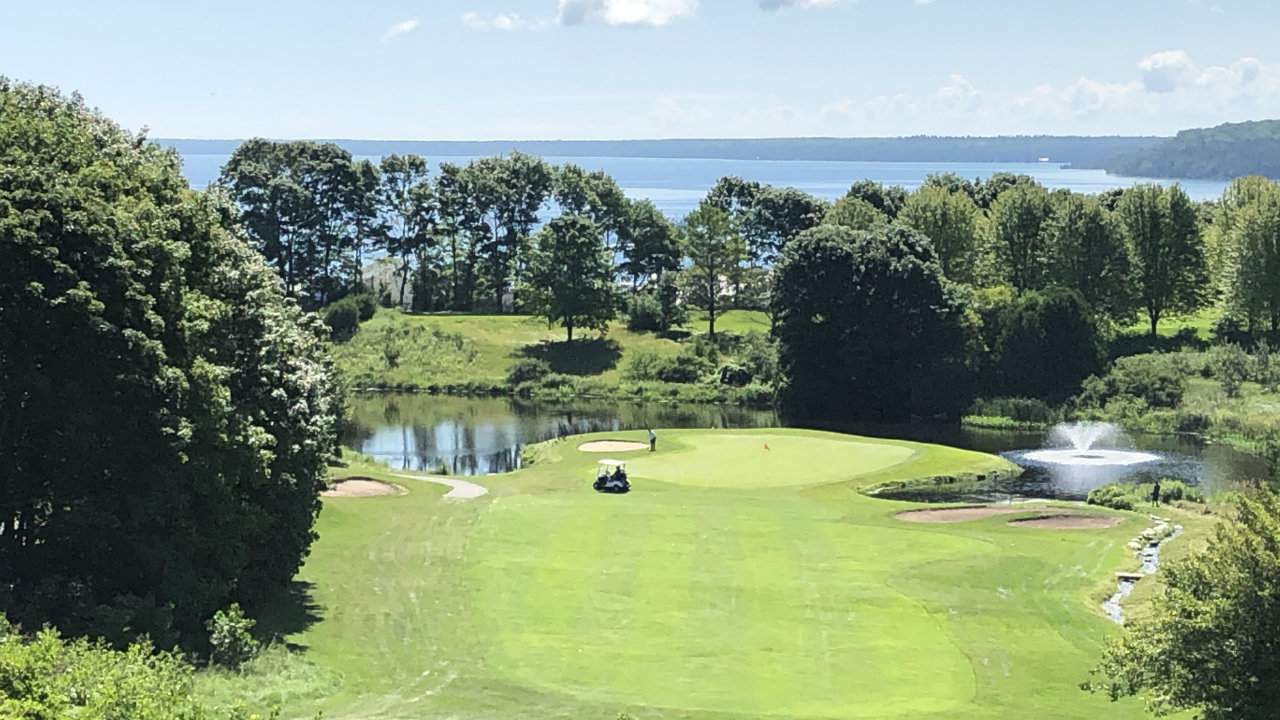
[342,393,1270,499]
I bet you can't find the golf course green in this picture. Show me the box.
[201,428,1154,719]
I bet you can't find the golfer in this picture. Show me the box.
[648,428,657,452]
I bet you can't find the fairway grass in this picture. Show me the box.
[201,428,1156,719]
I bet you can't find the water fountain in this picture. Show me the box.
[1020,422,1161,468]
[1000,421,1199,498]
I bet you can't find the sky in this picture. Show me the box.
[3,0,1279,140]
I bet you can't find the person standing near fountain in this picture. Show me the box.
[1152,481,1162,507]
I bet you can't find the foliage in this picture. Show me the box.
[842,179,907,218]
[772,224,974,420]
[1210,343,1251,398]
[1086,480,1204,511]
[1075,354,1188,411]
[206,604,261,670]
[1117,184,1210,336]
[0,81,341,646]
[0,614,269,720]
[1044,192,1135,324]
[623,349,713,384]
[967,396,1062,426]
[823,194,888,232]
[898,184,980,281]
[1214,177,1280,333]
[323,298,361,340]
[987,289,1104,403]
[526,215,618,341]
[1087,490,1280,719]
[625,292,666,332]
[506,358,553,386]
[988,183,1053,291]
[1106,118,1280,180]
[681,201,747,339]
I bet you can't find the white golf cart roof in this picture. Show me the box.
[597,459,627,466]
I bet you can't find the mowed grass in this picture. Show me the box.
[333,310,684,387]
[202,428,1155,719]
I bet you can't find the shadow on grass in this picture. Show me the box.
[519,337,622,375]
[248,580,322,650]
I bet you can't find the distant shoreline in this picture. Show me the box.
[155,135,1163,168]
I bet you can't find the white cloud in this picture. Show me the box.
[462,12,534,31]
[382,18,420,41]
[1138,50,1200,93]
[557,0,697,27]
[936,74,981,112]
[758,0,838,10]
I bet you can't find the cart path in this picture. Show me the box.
[389,472,489,500]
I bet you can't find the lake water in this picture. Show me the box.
[177,153,1231,219]
[343,394,1268,499]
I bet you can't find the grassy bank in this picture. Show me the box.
[200,428,1161,719]
[331,308,776,404]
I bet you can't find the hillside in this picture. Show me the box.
[1103,119,1280,180]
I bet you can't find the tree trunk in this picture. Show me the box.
[1149,311,1159,339]
[567,323,574,343]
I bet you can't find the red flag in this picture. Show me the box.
[764,443,770,451]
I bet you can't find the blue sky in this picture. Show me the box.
[3,0,1279,139]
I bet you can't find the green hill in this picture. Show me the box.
[1104,119,1280,180]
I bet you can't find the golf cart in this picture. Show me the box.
[594,459,631,494]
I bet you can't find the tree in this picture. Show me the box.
[219,139,314,298]
[988,182,1053,291]
[1118,184,1210,336]
[378,154,434,309]
[772,224,974,420]
[681,201,746,340]
[899,185,980,282]
[1218,179,1280,333]
[348,158,385,289]
[434,162,484,310]
[823,195,889,231]
[843,180,907,218]
[1044,192,1134,324]
[620,199,681,288]
[987,289,1104,403]
[0,80,341,646]
[527,215,617,341]
[1087,490,1280,720]
[740,186,827,264]
[463,153,552,310]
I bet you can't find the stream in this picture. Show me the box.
[1102,517,1185,624]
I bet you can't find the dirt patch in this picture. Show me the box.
[1009,514,1122,530]
[896,505,1035,523]
[578,440,649,453]
[322,478,405,498]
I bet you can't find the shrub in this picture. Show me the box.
[352,293,378,321]
[624,351,664,381]
[657,273,687,330]
[969,396,1061,425]
[657,350,714,384]
[1210,343,1251,398]
[323,299,361,341]
[1087,480,1205,511]
[206,603,260,669]
[506,358,553,386]
[625,292,665,332]
[739,332,779,386]
[987,289,1103,403]
[1075,354,1187,411]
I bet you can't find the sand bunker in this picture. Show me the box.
[579,440,649,453]
[896,506,1033,523]
[1009,514,1122,530]
[322,478,405,498]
